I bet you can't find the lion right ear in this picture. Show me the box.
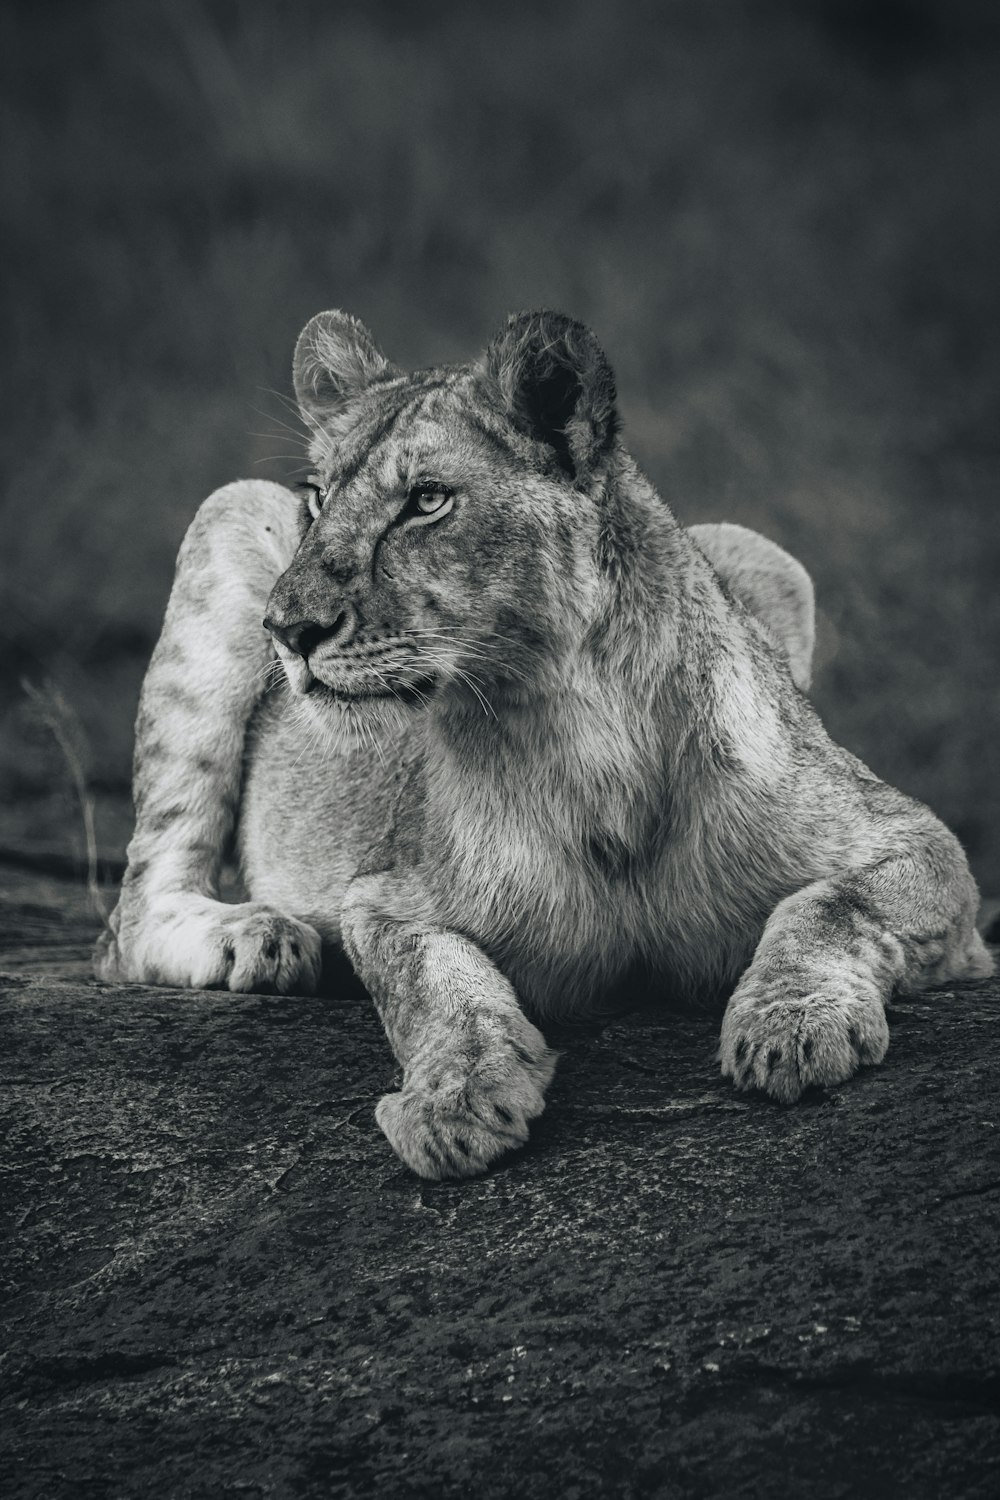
[483,310,619,482]
[293,310,399,428]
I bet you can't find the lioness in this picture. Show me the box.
[96,310,993,1179]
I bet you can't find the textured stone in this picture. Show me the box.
[1,865,998,1498]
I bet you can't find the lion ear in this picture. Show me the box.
[483,311,619,481]
[293,310,398,427]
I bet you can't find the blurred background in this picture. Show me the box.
[1,0,998,894]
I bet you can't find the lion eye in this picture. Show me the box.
[408,484,454,521]
[299,477,329,521]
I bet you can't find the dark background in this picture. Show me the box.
[2,0,998,892]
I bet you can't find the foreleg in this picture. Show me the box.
[342,875,557,1179]
[720,823,992,1101]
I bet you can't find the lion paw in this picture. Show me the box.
[98,897,322,995]
[204,905,323,994]
[376,1025,557,1180]
[719,980,889,1103]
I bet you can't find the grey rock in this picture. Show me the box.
[1,866,998,1498]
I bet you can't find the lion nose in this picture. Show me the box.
[263,607,354,658]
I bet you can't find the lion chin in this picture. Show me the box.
[297,673,437,748]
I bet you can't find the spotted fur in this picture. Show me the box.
[97,309,993,1179]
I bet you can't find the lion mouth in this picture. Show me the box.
[305,674,438,708]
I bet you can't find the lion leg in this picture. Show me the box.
[341,875,557,1179]
[95,480,322,994]
[719,822,993,1101]
[688,522,815,692]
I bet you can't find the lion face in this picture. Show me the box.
[264,310,619,736]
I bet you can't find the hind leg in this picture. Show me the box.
[95,480,322,994]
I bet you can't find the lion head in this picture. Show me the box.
[263,309,623,739]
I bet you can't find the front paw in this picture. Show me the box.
[719,974,890,1103]
[376,1021,557,1180]
[203,905,323,994]
[98,897,323,995]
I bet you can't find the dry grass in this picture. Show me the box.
[19,679,110,925]
[2,0,998,888]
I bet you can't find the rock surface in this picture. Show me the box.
[1,863,998,1499]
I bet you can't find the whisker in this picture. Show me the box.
[453,667,497,717]
[356,669,393,768]
[401,629,534,688]
[248,415,308,445]
[250,456,314,471]
[286,714,315,775]
[246,430,306,445]
[256,386,308,423]
[253,656,284,687]
[402,647,499,718]
[403,625,534,665]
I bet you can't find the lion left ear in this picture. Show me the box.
[483,311,619,481]
[293,309,399,429]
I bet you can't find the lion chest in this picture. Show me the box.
[430,762,658,1008]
